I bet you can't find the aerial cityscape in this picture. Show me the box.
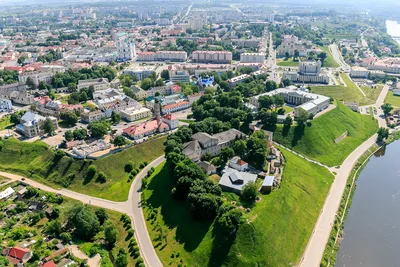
[0,0,399,266]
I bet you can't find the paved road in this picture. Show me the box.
[329,44,350,72]
[299,133,378,267]
[0,155,166,267]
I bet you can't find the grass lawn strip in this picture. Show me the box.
[384,90,400,107]
[272,101,378,166]
[0,136,166,201]
[142,147,333,267]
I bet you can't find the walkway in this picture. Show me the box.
[0,155,166,267]
[299,134,378,267]
[300,83,389,266]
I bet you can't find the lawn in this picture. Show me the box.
[384,91,400,107]
[319,46,340,68]
[360,84,384,104]
[0,136,166,201]
[283,104,294,114]
[311,74,379,106]
[277,58,300,67]
[272,101,378,166]
[0,116,13,130]
[142,148,333,267]
[0,175,9,184]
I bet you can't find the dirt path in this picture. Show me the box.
[70,245,101,267]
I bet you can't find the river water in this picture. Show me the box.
[386,20,400,44]
[336,141,400,267]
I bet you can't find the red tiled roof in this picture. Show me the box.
[163,101,189,110]
[44,248,68,262]
[8,247,30,260]
[34,96,52,105]
[43,260,57,267]
[162,113,176,121]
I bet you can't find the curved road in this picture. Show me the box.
[0,155,166,267]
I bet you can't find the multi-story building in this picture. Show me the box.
[0,83,33,105]
[240,53,265,63]
[350,67,370,79]
[283,61,329,84]
[230,39,261,48]
[191,51,232,64]
[80,109,105,123]
[18,70,53,86]
[161,113,179,130]
[188,12,207,30]
[183,129,245,162]
[359,57,400,74]
[169,69,190,83]
[0,99,12,111]
[137,52,155,61]
[131,86,147,100]
[162,101,191,114]
[276,35,310,58]
[77,78,110,91]
[154,51,187,62]
[120,106,152,122]
[16,111,58,138]
[123,66,155,81]
[250,86,330,117]
[117,37,136,61]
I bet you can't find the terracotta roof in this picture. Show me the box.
[44,248,68,262]
[42,260,57,267]
[8,247,30,260]
[163,101,190,110]
[162,113,177,121]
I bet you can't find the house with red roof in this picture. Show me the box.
[3,247,32,265]
[229,156,249,172]
[123,118,170,140]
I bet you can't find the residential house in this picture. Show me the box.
[16,111,58,138]
[261,176,275,193]
[196,161,217,175]
[183,129,244,162]
[229,156,249,172]
[120,106,152,122]
[80,109,105,123]
[2,247,32,265]
[218,167,257,194]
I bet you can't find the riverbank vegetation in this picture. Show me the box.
[272,101,378,166]
[0,137,166,201]
[142,147,333,267]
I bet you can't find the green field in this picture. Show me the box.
[142,148,333,267]
[360,84,384,104]
[277,58,300,67]
[312,74,380,106]
[384,91,400,107]
[0,137,166,201]
[283,104,295,114]
[272,101,377,166]
[0,116,13,130]
[319,46,340,68]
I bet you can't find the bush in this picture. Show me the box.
[89,245,99,256]
[97,172,107,183]
[87,165,97,176]
[125,161,134,173]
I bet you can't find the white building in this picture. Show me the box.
[161,113,179,130]
[250,86,330,117]
[350,67,370,79]
[77,78,110,91]
[240,53,265,63]
[229,156,249,172]
[283,60,329,84]
[16,111,58,138]
[117,37,136,61]
[123,66,155,81]
[18,70,53,86]
[80,109,105,123]
[191,51,232,64]
[155,51,187,62]
[120,106,152,122]
[0,99,12,111]
[162,101,191,114]
[137,52,155,61]
[0,187,15,200]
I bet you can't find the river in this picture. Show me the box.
[336,141,400,267]
[386,20,400,44]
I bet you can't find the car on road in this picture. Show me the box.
[21,178,25,181]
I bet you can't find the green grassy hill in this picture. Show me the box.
[142,148,333,267]
[272,101,377,166]
[0,137,166,201]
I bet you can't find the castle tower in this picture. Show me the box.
[154,99,161,122]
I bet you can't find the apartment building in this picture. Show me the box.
[191,51,232,64]
[240,53,265,63]
[120,106,152,122]
[77,78,110,91]
[16,111,58,138]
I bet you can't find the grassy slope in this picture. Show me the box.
[277,58,300,67]
[311,74,379,106]
[142,149,333,267]
[273,101,378,166]
[0,116,13,130]
[384,91,400,107]
[320,46,340,68]
[0,136,166,201]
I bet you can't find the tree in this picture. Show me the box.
[265,80,277,91]
[377,127,389,142]
[97,172,107,183]
[73,128,87,140]
[38,81,47,90]
[233,139,247,158]
[61,111,78,126]
[241,181,258,202]
[104,221,118,248]
[42,118,56,136]
[296,108,309,125]
[273,95,285,109]
[141,78,153,90]
[113,135,127,147]
[64,203,100,240]
[115,248,128,267]
[284,116,293,126]
[285,52,290,59]
[95,208,108,225]
[64,130,73,141]
[294,49,300,60]
[25,77,35,88]
[10,112,22,124]
[216,204,243,236]
[258,95,274,110]
[381,103,393,116]
[230,117,240,130]
[160,69,170,81]
[88,120,109,139]
[258,109,277,127]
[318,52,327,66]
[44,220,62,236]
[67,82,77,92]
[155,78,165,87]
[111,111,121,124]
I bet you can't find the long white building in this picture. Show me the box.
[250,86,330,117]
[191,51,232,64]
[240,53,265,63]
[137,51,187,62]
